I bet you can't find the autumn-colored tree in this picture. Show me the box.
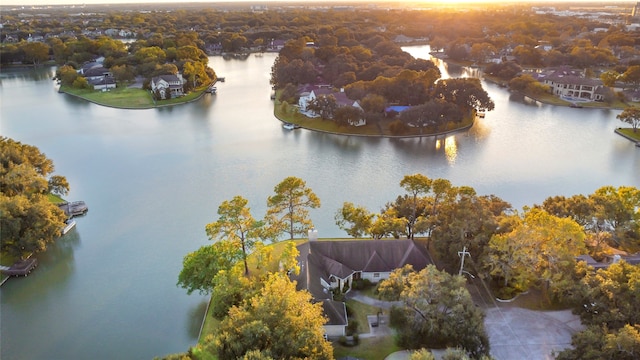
[0,138,68,259]
[212,273,333,360]
[206,196,263,275]
[265,177,320,240]
[379,265,490,358]
[335,202,374,238]
[177,240,244,295]
[617,106,640,133]
[18,41,50,65]
[484,207,586,299]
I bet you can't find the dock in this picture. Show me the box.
[58,201,88,217]
[1,257,38,277]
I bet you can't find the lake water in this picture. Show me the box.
[1,46,638,360]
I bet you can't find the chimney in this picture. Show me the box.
[308,228,318,241]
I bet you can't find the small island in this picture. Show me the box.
[51,35,217,109]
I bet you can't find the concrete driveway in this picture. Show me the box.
[350,291,583,360]
[484,307,583,360]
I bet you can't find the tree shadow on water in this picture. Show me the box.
[186,299,210,340]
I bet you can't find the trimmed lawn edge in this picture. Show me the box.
[615,127,640,143]
[60,84,211,109]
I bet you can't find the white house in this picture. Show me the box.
[151,74,185,99]
[298,85,365,126]
[534,67,606,101]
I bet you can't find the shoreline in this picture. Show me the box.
[59,82,213,110]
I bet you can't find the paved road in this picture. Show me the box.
[348,290,583,360]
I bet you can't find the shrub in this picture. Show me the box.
[346,319,359,336]
[389,119,408,135]
[351,278,373,290]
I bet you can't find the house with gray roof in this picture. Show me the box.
[534,67,606,101]
[298,85,364,126]
[292,239,433,337]
[151,74,185,99]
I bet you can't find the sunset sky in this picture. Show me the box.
[8,0,629,5]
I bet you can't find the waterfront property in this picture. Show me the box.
[151,74,185,99]
[532,66,607,102]
[0,257,38,277]
[292,239,433,337]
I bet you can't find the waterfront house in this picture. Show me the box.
[534,67,606,101]
[151,74,185,99]
[298,85,365,125]
[292,238,433,337]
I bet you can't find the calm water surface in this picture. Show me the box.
[1,47,638,360]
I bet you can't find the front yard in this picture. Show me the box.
[61,84,209,109]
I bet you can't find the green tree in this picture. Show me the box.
[205,196,263,275]
[431,188,509,273]
[484,207,586,299]
[265,177,320,240]
[434,78,495,112]
[378,264,490,358]
[576,260,640,329]
[307,94,338,120]
[333,105,363,127]
[617,106,640,133]
[0,138,68,259]
[335,202,374,238]
[72,76,91,90]
[177,240,243,295]
[48,175,69,196]
[19,41,50,65]
[212,273,333,360]
[399,174,432,239]
[110,64,136,86]
[56,65,79,86]
[209,267,253,318]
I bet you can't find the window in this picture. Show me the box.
[373,273,380,278]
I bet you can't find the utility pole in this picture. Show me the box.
[458,246,471,276]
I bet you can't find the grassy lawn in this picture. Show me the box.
[618,128,640,142]
[48,193,66,204]
[62,86,155,108]
[333,335,401,360]
[61,85,208,109]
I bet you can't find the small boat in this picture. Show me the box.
[283,122,295,130]
[217,77,225,82]
[570,103,583,108]
[61,219,76,235]
[636,142,640,148]
[476,112,485,118]
[206,86,217,94]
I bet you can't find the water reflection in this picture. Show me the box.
[37,229,81,284]
[187,300,209,339]
[62,93,92,107]
[0,67,55,81]
[443,136,458,165]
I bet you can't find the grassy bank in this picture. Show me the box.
[617,128,640,142]
[61,85,209,109]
